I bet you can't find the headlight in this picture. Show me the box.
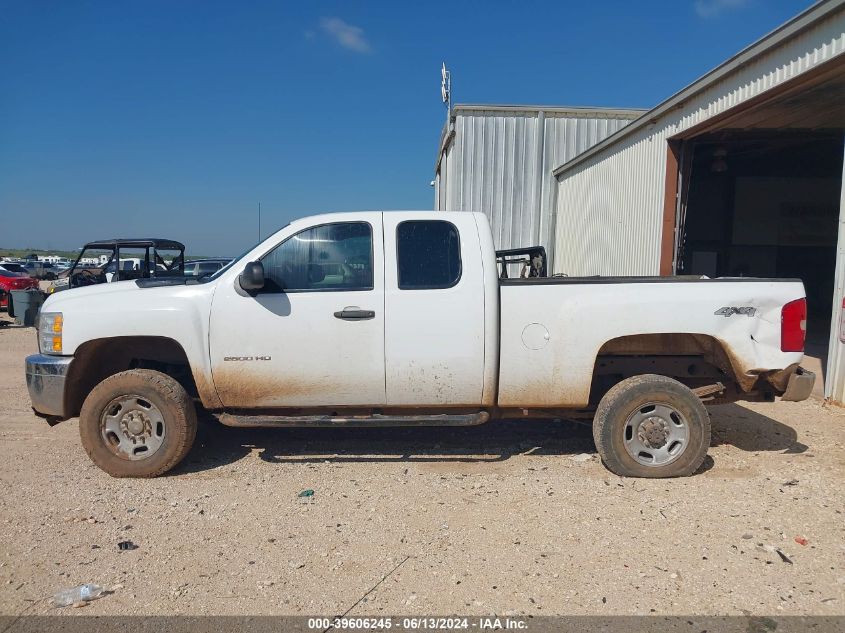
[38,312,63,354]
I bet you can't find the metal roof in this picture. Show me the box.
[553,0,845,177]
[82,239,186,250]
[452,104,646,118]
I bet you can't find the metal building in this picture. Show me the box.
[550,0,845,401]
[434,105,644,264]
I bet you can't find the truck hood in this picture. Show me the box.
[43,280,143,309]
[43,278,210,313]
[44,277,218,357]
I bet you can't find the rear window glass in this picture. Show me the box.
[396,220,461,290]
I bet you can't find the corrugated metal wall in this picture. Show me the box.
[435,107,642,262]
[553,8,845,276]
[825,141,845,402]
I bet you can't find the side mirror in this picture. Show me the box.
[239,261,265,291]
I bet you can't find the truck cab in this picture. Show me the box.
[209,212,492,409]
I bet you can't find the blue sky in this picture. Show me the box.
[0,0,813,255]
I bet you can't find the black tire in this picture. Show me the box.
[593,374,710,478]
[79,369,197,477]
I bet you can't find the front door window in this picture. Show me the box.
[261,222,373,292]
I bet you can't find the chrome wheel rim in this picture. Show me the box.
[623,402,689,467]
[100,394,166,461]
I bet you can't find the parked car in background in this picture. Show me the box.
[0,263,28,274]
[0,269,40,311]
[184,258,232,277]
[23,261,59,280]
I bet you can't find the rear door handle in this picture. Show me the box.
[334,308,375,321]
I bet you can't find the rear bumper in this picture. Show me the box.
[781,366,815,402]
[25,354,73,420]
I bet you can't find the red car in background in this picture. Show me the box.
[0,270,40,311]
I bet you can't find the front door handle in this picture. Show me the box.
[334,308,375,321]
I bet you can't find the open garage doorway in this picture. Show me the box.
[679,134,843,395]
[669,55,845,398]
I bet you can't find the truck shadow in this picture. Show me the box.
[708,403,807,453]
[174,403,803,474]
[178,418,596,473]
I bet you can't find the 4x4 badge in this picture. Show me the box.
[714,306,756,317]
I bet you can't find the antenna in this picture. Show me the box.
[441,63,451,117]
[258,202,261,242]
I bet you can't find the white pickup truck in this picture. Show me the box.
[25,211,814,479]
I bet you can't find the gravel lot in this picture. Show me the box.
[1,316,843,618]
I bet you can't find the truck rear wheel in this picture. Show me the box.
[79,369,197,478]
[593,374,710,478]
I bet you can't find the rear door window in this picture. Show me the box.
[396,220,461,290]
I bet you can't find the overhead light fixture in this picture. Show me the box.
[711,147,728,173]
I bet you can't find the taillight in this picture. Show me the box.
[781,298,807,352]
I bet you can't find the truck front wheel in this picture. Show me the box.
[593,374,710,478]
[79,369,197,477]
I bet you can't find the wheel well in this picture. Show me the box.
[65,337,196,418]
[589,333,743,405]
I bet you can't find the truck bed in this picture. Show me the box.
[497,276,806,408]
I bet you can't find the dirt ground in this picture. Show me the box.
[0,316,843,618]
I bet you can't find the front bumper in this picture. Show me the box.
[781,366,816,402]
[25,354,73,420]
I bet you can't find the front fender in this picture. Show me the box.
[42,281,222,409]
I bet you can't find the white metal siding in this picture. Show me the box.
[825,140,845,402]
[436,108,641,261]
[540,116,633,265]
[554,8,845,276]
